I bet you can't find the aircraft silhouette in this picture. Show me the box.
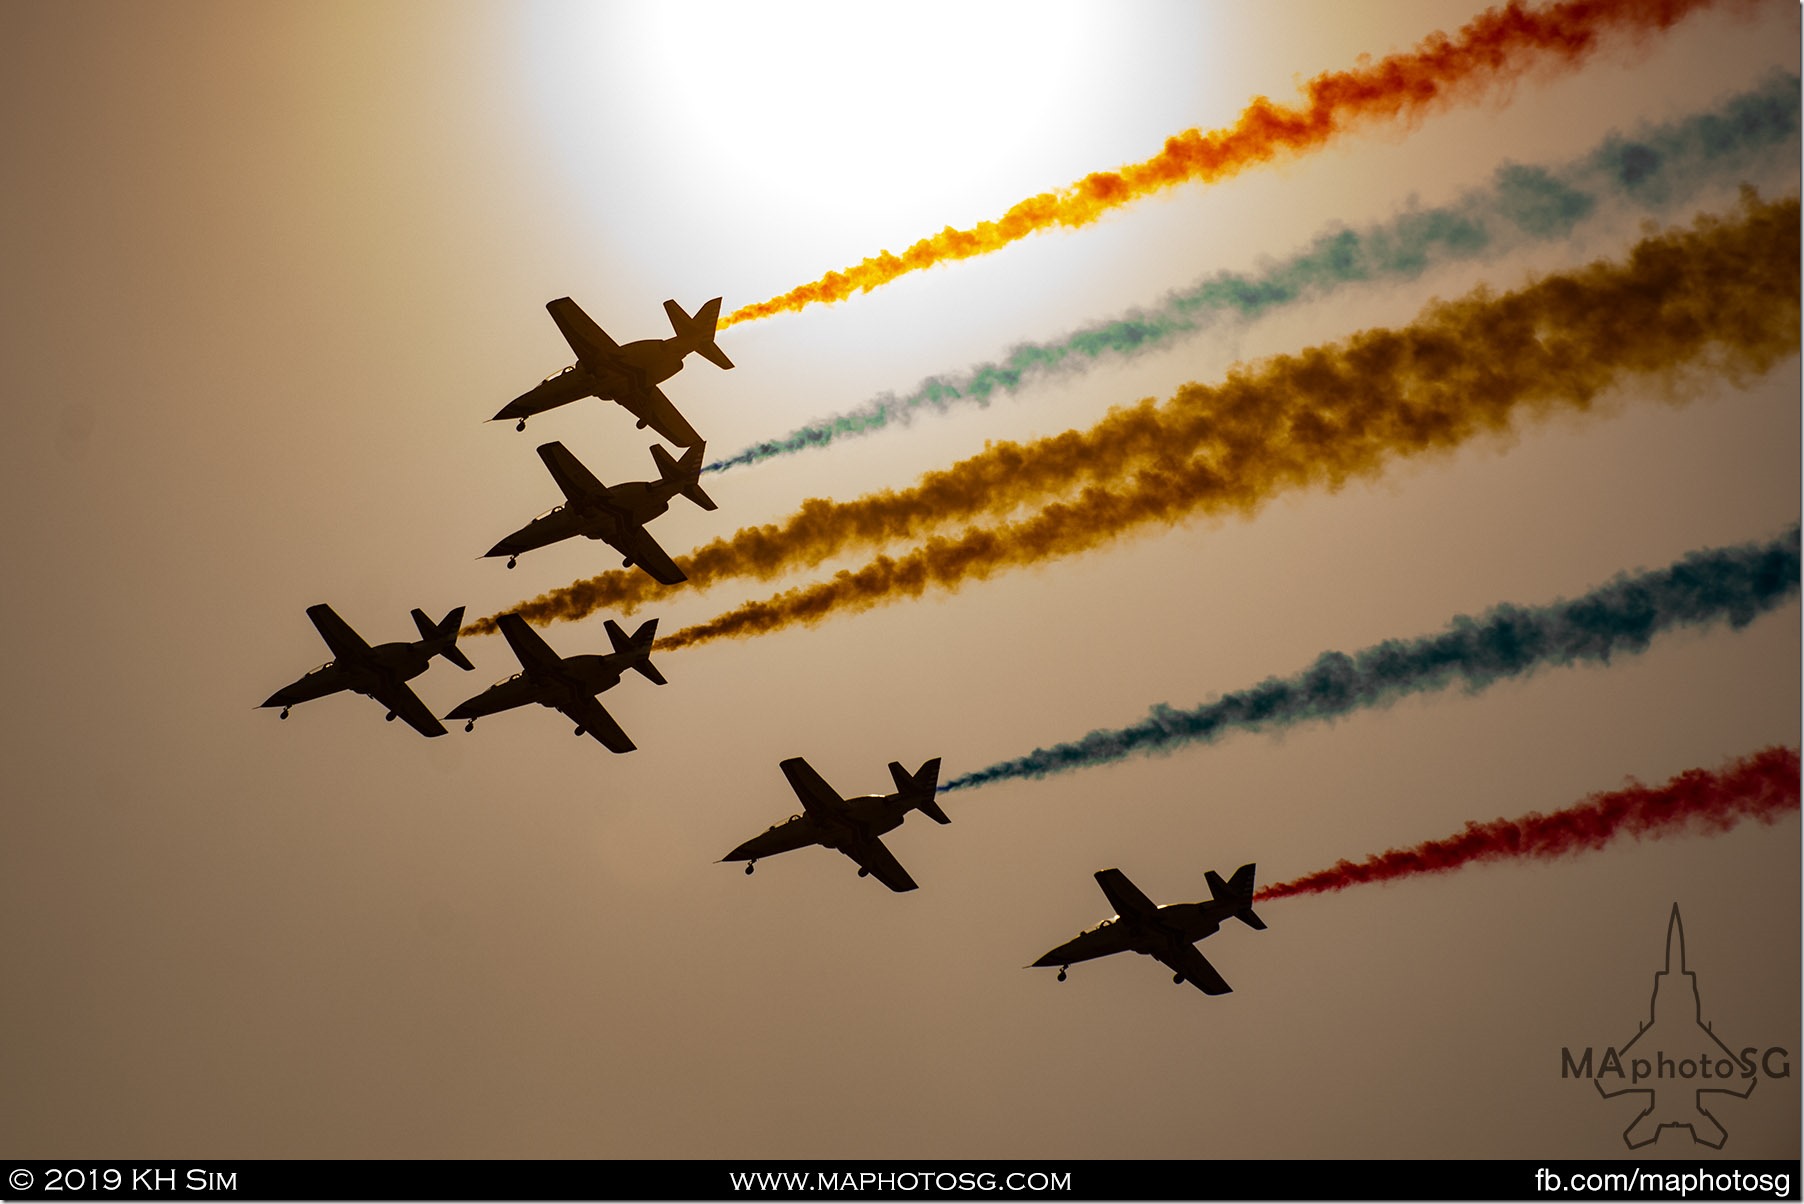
[1596,905,1756,1148]
[1032,865,1265,994]
[492,296,731,444]
[483,441,715,583]
[261,605,473,737]
[722,758,949,892]
[444,613,663,753]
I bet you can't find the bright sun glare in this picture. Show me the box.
[534,2,1104,239]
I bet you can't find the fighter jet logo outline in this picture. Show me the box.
[1593,904,1755,1149]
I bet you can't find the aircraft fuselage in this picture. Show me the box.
[1040,898,1237,966]
[445,651,632,720]
[840,794,908,837]
[811,793,908,851]
[608,339,686,389]
[563,340,683,404]
[488,483,674,560]
[726,793,907,861]
[265,641,428,707]
[502,338,688,422]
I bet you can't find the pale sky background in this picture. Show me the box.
[2,0,1798,1160]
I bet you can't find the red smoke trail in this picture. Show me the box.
[722,0,1746,327]
[1258,747,1798,900]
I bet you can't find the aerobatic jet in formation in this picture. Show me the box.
[722,758,949,892]
[261,605,473,738]
[492,296,732,444]
[483,441,715,583]
[444,612,663,753]
[1031,865,1266,994]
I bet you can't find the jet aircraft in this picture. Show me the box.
[444,612,663,753]
[493,296,732,444]
[1031,865,1266,994]
[483,441,715,584]
[261,605,473,737]
[722,758,949,892]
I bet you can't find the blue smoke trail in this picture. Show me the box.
[940,527,1801,792]
[710,72,1799,474]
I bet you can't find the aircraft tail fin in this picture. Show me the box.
[650,443,717,511]
[1207,863,1266,930]
[606,617,666,685]
[665,297,734,371]
[890,758,950,823]
[413,606,475,671]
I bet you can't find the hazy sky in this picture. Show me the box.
[2,0,1797,1160]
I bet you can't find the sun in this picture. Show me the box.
[526,2,1121,243]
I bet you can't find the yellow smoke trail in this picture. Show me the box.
[719,0,1739,329]
[655,193,1798,650]
[466,192,1797,639]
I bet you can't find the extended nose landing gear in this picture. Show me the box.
[515,419,527,432]
[857,867,869,878]
[573,726,585,737]
[464,720,475,732]
[1057,966,1068,983]
[744,862,756,876]
[506,556,518,569]
[279,707,290,719]
[1173,973,1185,985]
[385,711,397,722]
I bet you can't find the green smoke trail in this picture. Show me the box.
[709,73,1798,474]
[940,527,1801,792]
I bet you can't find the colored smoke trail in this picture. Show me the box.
[469,192,1799,638]
[1257,746,1799,900]
[717,0,1736,330]
[708,73,1800,473]
[616,194,1799,649]
[936,529,1800,792]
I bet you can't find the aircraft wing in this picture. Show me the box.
[556,693,635,754]
[537,442,606,501]
[839,834,918,893]
[1154,942,1233,995]
[621,383,702,449]
[611,524,687,586]
[547,296,620,367]
[305,604,372,662]
[779,757,846,818]
[1095,868,1160,923]
[496,613,564,672]
[369,681,448,738]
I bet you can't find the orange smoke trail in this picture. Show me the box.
[630,193,1798,649]
[719,0,1737,329]
[467,193,1798,639]
[1258,746,1799,900]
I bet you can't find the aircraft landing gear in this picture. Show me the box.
[279,707,290,720]
[506,556,518,570]
[1057,966,1068,983]
[1173,973,1184,985]
[636,419,647,429]
[574,726,584,737]
[385,711,397,722]
[744,862,755,876]
[857,867,869,878]
[515,419,526,432]
[464,720,474,732]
